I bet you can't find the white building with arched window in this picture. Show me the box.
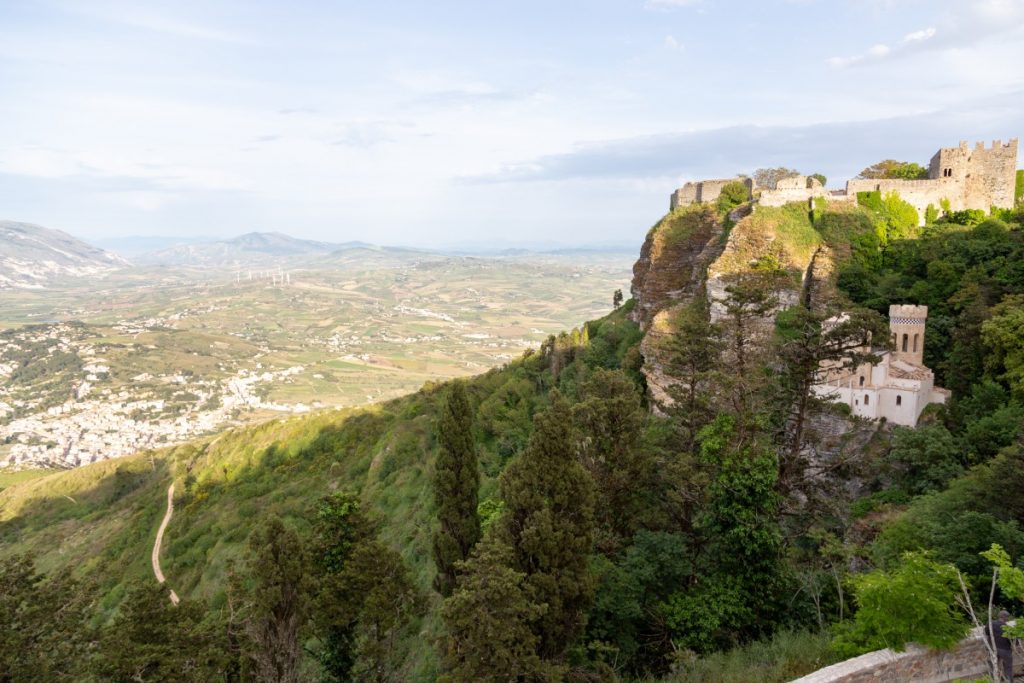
[811,305,949,426]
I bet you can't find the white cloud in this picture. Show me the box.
[827,29,933,69]
[116,12,255,44]
[664,35,683,50]
[902,27,937,43]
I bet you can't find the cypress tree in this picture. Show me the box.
[241,518,311,683]
[432,380,481,597]
[498,390,596,661]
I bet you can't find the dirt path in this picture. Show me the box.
[152,483,180,605]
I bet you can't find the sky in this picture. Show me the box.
[1,0,1023,249]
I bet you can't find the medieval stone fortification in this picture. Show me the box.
[671,139,1019,221]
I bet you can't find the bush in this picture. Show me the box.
[832,552,969,657]
[662,630,836,683]
[716,181,750,215]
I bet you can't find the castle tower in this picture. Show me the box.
[965,138,1019,210]
[928,139,1019,211]
[889,304,927,366]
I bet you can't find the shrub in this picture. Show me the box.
[717,181,750,215]
[832,552,969,657]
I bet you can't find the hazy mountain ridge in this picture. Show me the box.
[0,221,128,289]
[134,231,379,266]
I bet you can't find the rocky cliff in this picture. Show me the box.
[628,205,727,406]
[630,200,872,409]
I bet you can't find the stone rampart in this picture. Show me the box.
[670,177,753,210]
[790,625,1021,683]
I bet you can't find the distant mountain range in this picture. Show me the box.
[0,221,128,289]
[0,220,638,285]
[91,235,211,257]
[133,231,378,266]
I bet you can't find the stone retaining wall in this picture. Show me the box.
[791,625,1021,683]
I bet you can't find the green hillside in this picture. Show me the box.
[4,197,1024,683]
[1,302,642,679]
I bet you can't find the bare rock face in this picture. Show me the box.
[629,206,726,330]
[628,206,726,408]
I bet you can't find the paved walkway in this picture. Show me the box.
[151,483,180,605]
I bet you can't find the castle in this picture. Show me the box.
[670,139,1020,221]
[811,305,949,426]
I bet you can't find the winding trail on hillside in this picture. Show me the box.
[152,483,180,605]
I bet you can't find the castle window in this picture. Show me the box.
[864,394,870,405]
[859,376,865,387]
[913,333,919,353]
[902,334,909,352]
[896,395,902,406]
[943,168,952,177]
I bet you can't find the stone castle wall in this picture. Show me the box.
[670,177,753,210]
[670,139,1019,219]
[845,177,953,219]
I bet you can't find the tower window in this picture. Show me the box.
[896,395,902,406]
[943,168,953,177]
[902,334,909,352]
[913,333,919,353]
[864,394,870,405]
[859,376,865,387]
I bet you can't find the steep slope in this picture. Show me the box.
[0,303,640,679]
[0,220,128,289]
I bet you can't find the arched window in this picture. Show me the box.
[864,394,870,405]
[913,333,919,353]
[896,395,902,406]
[902,334,909,352]
[859,376,865,387]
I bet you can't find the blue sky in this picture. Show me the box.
[1,0,1022,248]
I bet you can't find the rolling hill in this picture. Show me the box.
[0,220,128,289]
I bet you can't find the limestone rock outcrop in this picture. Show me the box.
[628,206,727,406]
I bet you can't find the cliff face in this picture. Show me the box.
[629,206,726,329]
[628,206,728,406]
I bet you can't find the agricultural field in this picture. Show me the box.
[0,249,633,469]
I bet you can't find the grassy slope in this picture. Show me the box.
[0,301,641,679]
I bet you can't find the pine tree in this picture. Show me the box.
[664,296,724,447]
[498,390,596,662]
[432,380,481,597]
[439,539,549,683]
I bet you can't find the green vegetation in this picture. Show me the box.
[1016,169,1023,207]
[661,630,837,683]
[3,189,1024,681]
[857,159,930,180]
[0,468,50,491]
[832,552,969,656]
[431,381,480,597]
[716,180,750,215]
